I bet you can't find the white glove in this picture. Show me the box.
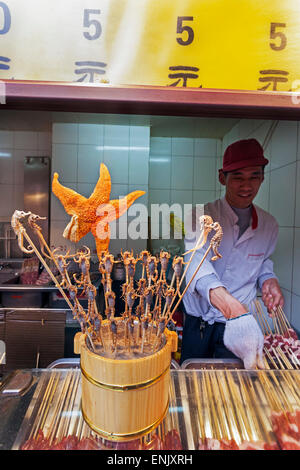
[223,313,264,370]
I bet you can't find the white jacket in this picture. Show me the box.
[183,197,278,324]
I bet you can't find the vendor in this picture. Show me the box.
[181,138,284,369]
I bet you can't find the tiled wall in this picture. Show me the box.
[221,119,300,331]
[148,136,221,252]
[51,122,150,259]
[0,129,52,220]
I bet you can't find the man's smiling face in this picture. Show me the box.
[219,166,264,209]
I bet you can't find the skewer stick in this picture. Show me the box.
[167,244,212,323]
[278,305,292,329]
[213,371,236,441]
[251,301,267,335]
[32,372,61,440]
[209,370,230,440]
[201,371,221,440]
[254,300,272,336]
[192,371,206,440]
[288,348,300,369]
[29,372,59,440]
[276,346,294,370]
[225,370,253,441]
[237,372,264,441]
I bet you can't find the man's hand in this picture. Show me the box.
[223,314,265,369]
[209,286,248,319]
[261,278,284,315]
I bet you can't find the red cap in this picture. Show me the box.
[221,139,269,172]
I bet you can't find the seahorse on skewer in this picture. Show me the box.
[11,210,34,254]
[55,253,72,288]
[208,222,223,261]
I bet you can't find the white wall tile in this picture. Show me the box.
[0,184,14,218]
[291,293,300,332]
[150,137,171,156]
[130,126,150,147]
[78,124,103,145]
[104,125,129,148]
[53,123,78,144]
[171,137,194,156]
[0,130,13,149]
[103,148,129,184]
[149,156,171,189]
[270,121,297,170]
[292,228,300,296]
[77,145,103,183]
[171,156,194,190]
[37,132,52,152]
[13,184,24,211]
[193,190,216,205]
[0,153,13,184]
[281,288,292,322]
[193,157,216,191]
[194,138,217,157]
[295,162,300,227]
[253,172,270,212]
[52,144,78,182]
[272,227,294,291]
[148,189,170,207]
[14,131,38,150]
[170,190,193,207]
[128,149,149,185]
[269,163,296,227]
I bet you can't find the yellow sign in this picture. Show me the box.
[1,0,300,91]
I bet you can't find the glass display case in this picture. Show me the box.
[0,368,299,450]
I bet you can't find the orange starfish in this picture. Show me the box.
[52,163,145,260]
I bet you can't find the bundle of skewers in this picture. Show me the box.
[17,366,300,450]
[11,210,223,359]
[251,300,300,370]
[195,367,300,450]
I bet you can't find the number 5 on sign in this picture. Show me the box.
[83,9,102,40]
[176,16,194,45]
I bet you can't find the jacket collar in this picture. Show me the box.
[220,197,258,230]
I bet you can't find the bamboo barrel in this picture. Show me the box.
[74,327,178,441]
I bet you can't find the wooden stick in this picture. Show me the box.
[225,370,253,441]
[167,243,212,323]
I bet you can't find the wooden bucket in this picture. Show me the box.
[74,327,178,441]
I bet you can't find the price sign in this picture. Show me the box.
[1,0,300,92]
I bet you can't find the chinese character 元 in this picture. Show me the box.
[258,69,289,91]
[168,65,200,87]
[74,60,107,83]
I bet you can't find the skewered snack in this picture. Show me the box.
[52,163,145,260]
[11,208,224,441]
[252,300,300,369]
[21,428,181,450]
[271,410,300,450]
[11,210,223,359]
